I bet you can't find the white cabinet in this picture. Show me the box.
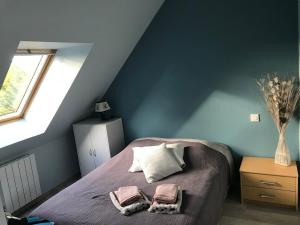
[73,118,125,176]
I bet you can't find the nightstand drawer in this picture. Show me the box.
[241,173,296,191]
[242,186,296,206]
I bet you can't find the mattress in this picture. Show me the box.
[31,138,232,225]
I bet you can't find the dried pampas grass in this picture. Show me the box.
[257,74,300,132]
[257,73,300,166]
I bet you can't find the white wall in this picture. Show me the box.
[0,0,164,193]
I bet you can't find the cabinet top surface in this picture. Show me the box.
[240,157,298,177]
[74,117,121,125]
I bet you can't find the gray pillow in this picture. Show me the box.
[166,143,186,168]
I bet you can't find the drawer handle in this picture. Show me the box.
[259,194,276,199]
[259,180,277,186]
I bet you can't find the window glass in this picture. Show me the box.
[0,52,52,122]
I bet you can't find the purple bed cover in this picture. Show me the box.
[31,139,231,225]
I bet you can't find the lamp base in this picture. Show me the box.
[100,111,111,121]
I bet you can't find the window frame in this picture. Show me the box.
[0,49,56,124]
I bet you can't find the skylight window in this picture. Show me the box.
[0,49,54,123]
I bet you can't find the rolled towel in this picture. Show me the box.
[153,184,178,204]
[114,186,142,206]
[149,187,182,214]
[110,191,151,216]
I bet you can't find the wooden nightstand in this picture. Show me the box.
[240,156,298,210]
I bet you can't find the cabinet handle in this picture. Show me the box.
[259,194,276,199]
[259,180,277,186]
[89,149,92,156]
[93,149,96,157]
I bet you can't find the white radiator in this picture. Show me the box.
[0,154,41,212]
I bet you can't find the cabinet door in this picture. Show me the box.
[90,125,111,168]
[73,125,95,176]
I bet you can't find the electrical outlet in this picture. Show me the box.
[250,114,260,122]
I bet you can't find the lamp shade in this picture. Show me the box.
[95,101,111,112]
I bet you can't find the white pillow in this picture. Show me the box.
[166,143,186,168]
[128,144,166,172]
[128,143,185,172]
[135,143,182,183]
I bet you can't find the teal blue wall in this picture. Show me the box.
[105,0,299,162]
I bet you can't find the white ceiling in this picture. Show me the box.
[0,0,165,152]
[0,42,92,148]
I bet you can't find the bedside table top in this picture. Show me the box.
[240,157,298,178]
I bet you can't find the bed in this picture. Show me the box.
[31,137,233,225]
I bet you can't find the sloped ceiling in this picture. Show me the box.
[0,0,165,152]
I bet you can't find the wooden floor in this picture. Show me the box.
[219,189,300,225]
